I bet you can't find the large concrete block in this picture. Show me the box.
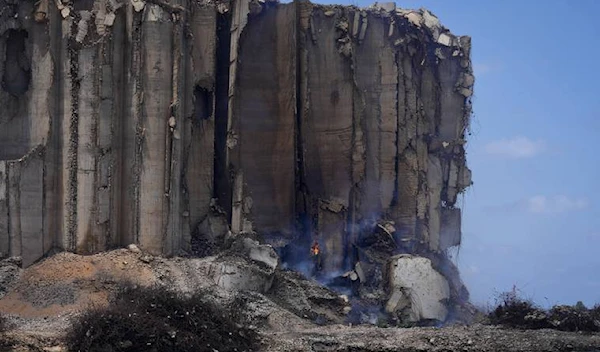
[387,255,450,322]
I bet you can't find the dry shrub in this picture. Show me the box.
[66,285,260,352]
[548,303,600,332]
[489,290,600,332]
[488,290,550,329]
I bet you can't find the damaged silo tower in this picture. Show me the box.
[0,0,472,306]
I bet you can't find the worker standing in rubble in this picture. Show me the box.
[311,240,322,276]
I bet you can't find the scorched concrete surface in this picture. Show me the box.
[0,0,473,326]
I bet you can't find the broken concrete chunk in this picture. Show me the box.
[377,221,396,239]
[374,2,395,12]
[217,2,229,14]
[458,87,473,97]
[242,218,253,234]
[75,12,92,43]
[358,14,368,43]
[336,19,349,32]
[458,164,472,190]
[404,11,421,27]
[385,289,410,313]
[437,32,454,46]
[231,237,279,270]
[199,213,229,243]
[168,116,176,127]
[139,255,153,263]
[387,255,450,322]
[338,42,352,57]
[61,7,71,18]
[34,0,50,23]
[434,47,446,60]
[319,198,346,213]
[127,244,141,253]
[355,262,366,282]
[324,10,335,17]
[104,12,116,26]
[421,9,440,30]
[80,10,92,20]
[226,131,238,149]
[248,243,278,270]
[458,35,472,52]
[210,259,274,293]
[108,0,123,10]
[343,270,358,281]
[459,72,475,88]
[242,196,253,214]
[352,11,360,37]
[144,4,169,21]
[131,0,145,12]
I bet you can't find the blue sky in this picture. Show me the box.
[332,0,600,307]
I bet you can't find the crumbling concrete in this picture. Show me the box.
[386,254,450,322]
[0,0,473,319]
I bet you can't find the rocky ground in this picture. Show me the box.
[0,246,599,352]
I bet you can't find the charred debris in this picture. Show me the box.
[0,0,474,325]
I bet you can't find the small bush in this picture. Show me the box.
[488,289,600,332]
[488,289,550,329]
[548,304,600,332]
[66,285,260,352]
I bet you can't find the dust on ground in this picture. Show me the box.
[0,249,598,352]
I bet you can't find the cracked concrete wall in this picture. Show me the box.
[234,4,297,236]
[0,0,472,270]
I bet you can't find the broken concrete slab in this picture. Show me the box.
[210,256,275,293]
[387,255,450,322]
[229,237,279,270]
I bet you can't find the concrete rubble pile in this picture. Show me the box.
[0,0,473,324]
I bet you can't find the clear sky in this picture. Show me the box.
[326,0,600,307]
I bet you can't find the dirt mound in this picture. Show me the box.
[0,250,155,319]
